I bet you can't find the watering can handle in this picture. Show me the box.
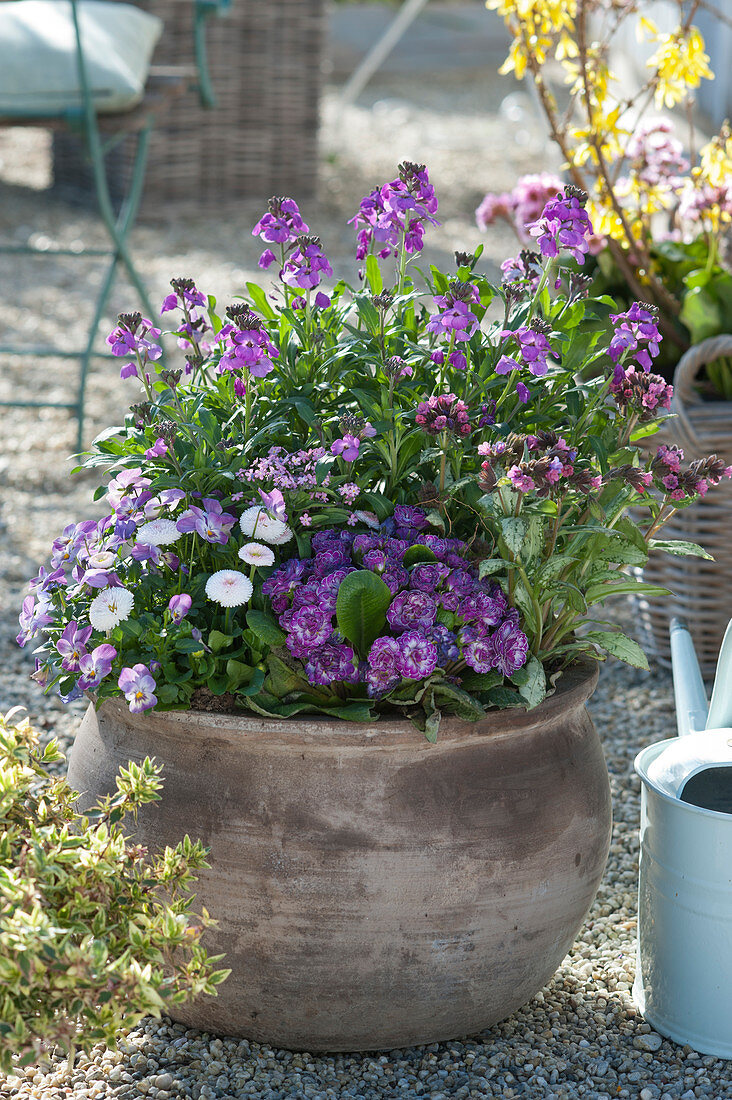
[706,619,732,731]
[670,618,708,737]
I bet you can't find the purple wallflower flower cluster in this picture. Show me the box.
[281,235,333,294]
[527,186,593,265]
[608,303,662,370]
[218,310,280,380]
[497,320,553,378]
[426,282,480,344]
[107,312,163,382]
[349,162,439,261]
[253,196,309,268]
[262,510,528,697]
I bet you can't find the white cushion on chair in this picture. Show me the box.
[0,1,163,115]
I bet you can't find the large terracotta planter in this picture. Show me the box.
[67,659,610,1052]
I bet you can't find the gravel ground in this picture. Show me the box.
[1,50,731,1100]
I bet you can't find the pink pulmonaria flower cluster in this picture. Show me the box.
[350,161,439,261]
[622,120,690,189]
[476,172,564,242]
[426,281,480,344]
[608,303,662,370]
[527,186,593,265]
[107,312,163,382]
[651,444,732,501]
[478,431,601,498]
[416,393,471,437]
[611,364,673,420]
[497,319,553,378]
[261,510,529,695]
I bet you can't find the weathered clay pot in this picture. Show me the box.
[67,659,610,1051]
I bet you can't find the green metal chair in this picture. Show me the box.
[0,0,229,450]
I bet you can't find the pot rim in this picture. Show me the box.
[94,658,599,747]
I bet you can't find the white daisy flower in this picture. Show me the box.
[205,570,254,608]
[239,506,293,545]
[89,587,135,631]
[238,542,275,567]
[136,519,181,546]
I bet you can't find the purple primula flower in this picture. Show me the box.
[462,632,495,673]
[459,589,507,629]
[252,196,309,247]
[177,497,236,545]
[393,505,428,530]
[410,562,450,593]
[281,235,333,292]
[305,641,358,687]
[16,594,53,648]
[56,621,93,672]
[168,593,192,623]
[386,589,438,632]
[366,635,402,695]
[78,643,117,691]
[527,186,593,265]
[382,566,410,595]
[428,622,460,665]
[285,605,333,657]
[608,303,662,370]
[488,619,529,676]
[397,630,438,679]
[118,663,158,713]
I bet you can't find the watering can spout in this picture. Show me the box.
[706,619,732,731]
[669,617,708,737]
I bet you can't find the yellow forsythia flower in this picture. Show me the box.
[696,131,732,189]
[648,26,713,108]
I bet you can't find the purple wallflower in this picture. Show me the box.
[253,196,309,249]
[349,162,439,260]
[281,235,332,291]
[118,664,157,713]
[160,278,206,315]
[397,630,438,679]
[386,589,437,632]
[177,498,236,545]
[426,300,479,343]
[78,643,117,691]
[500,324,552,378]
[527,187,593,264]
[56,621,93,672]
[107,314,162,382]
[168,593,192,623]
[608,303,662,370]
[219,312,279,379]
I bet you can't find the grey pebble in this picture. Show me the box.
[634,1032,664,1053]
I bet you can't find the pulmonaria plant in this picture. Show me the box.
[19,165,731,737]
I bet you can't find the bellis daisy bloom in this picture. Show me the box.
[205,570,254,607]
[238,542,276,567]
[136,519,182,546]
[239,506,293,545]
[89,587,135,631]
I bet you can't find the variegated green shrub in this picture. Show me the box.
[0,708,229,1074]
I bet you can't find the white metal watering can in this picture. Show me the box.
[633,617,732,1058]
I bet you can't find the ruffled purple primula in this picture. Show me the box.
[262,508,529,698]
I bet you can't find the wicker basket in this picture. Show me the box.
[52,0,324,214]
[638,335,732,679]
